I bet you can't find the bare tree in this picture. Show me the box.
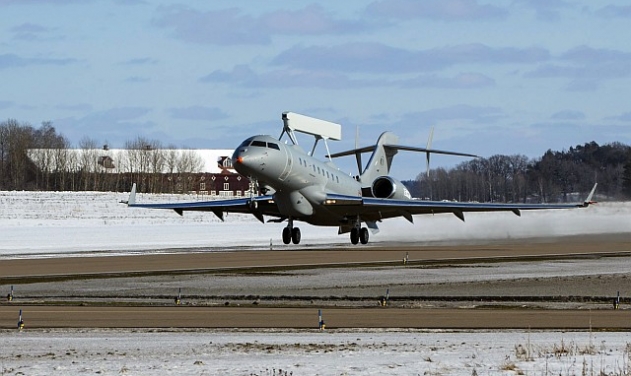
[176,149,204,193]
[1,119,35,190]
[78,137,98,190]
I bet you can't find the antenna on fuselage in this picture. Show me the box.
[425,126,434,177]
[280,112,342,161]
[354,125,363,175]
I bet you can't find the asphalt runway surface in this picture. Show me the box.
[1,233,630,330]
[2,234,630,279]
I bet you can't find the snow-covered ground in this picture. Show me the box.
[0,190,628,257]
[1,191,630,375]
[2,329,631,376]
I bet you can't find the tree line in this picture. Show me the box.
[0,119,205,193]
[2,118,631,201]
[404,141,631,202]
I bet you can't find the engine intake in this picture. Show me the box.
[371,176,411,200]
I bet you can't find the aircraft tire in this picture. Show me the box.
[350,228,359,245]
[282,227,291,244]
[359,227,369,244]
[291,227,301,244]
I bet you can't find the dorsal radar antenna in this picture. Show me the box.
[280,112,342,160]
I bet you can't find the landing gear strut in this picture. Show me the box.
[282,218,301,245]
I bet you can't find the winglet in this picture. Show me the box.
[583,183,598,207]
[128,183,137,206]
[119,183,137,205]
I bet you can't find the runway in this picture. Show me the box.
[1,233,629,280]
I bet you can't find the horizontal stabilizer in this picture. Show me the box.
[328,143,479,159]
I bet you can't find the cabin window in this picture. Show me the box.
[268,143,280,150]
[251,140,266,147]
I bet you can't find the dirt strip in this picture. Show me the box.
[1,305,630,330]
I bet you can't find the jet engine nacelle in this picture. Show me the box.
[371,176,412,200]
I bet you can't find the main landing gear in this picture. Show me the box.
[282,218,301,245]
[350,226,369,245]
[280,218,369,246]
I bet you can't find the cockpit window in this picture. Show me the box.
[268,143,280,150]
[251,140,266,147]
[238,140,251,148]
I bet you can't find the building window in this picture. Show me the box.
[223,183,229,191]
[200,182,206,191]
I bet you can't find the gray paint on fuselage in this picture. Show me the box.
[233,135,363,226]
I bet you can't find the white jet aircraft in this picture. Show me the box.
[124,112,596,245]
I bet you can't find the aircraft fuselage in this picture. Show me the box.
[233,135,361,226]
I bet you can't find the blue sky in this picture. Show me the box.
[1,0,631,179]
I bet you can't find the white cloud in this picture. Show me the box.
[0,53,75,69]
[364,0,508,21]
[272,43,549,73]
[153,4,370,45]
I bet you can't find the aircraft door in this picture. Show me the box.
[278,145,293,181]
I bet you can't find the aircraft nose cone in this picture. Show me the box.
[232,151,252,175]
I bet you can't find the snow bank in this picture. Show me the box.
[0,190,628,256]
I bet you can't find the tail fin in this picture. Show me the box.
[359,132,399,185]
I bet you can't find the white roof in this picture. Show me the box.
[27,149,236,174]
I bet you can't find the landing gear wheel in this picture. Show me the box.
[291,227,301,244]
[282,227,291,244]
[359,227,369,244]
[350,227,359,245]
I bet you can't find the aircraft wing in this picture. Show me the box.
[323,183,597,223]
[122,184,280,223]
